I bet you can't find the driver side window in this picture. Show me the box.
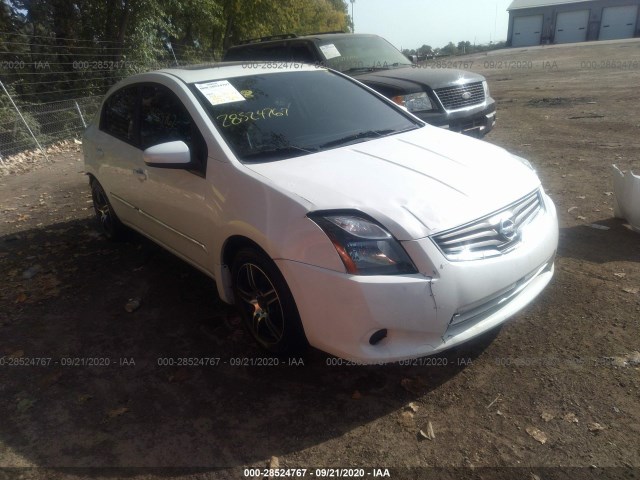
[140,84,208,174]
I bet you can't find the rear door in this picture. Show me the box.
[555,10,590,44]
[92,85,141,225]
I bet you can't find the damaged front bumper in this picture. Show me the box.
[276,193,558,364]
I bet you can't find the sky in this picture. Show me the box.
[350,0,514,50]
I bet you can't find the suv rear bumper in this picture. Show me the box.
[415,98,497,137]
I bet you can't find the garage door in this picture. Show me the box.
[555,10,590,44]
[512,15,543,47]
[599,5,638,40]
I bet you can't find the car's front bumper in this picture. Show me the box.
[277,192,557,364]
[415,97,497,137]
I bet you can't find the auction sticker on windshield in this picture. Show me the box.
[319,44,341,60]
[195,80,246,106]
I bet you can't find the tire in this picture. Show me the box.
[90,179,126,241]
[231,248,308,356]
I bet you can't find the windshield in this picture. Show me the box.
[318,36,412,73]
[190,70,421,163]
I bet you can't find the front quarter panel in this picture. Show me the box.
[207,160,345,302]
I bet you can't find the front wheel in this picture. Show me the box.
[231,248,307,356]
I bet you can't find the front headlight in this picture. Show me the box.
[392,92,434,113]
[482,80,490,98]
[309,213,418,275]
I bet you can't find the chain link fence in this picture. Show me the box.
[0,93,102,158]
[0,31,219,163]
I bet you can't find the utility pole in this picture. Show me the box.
[494,1,498,42]
[350,0,355,33]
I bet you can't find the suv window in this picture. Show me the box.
[289,42,317,63]
[101,86,138,142]
[318,36,412,72]
[225,43,291,62]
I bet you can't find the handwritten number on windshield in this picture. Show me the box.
[217,107,289,128]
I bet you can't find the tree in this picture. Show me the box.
[440,42,457,56]
[0,0,350,102]
[215,0,348,51]
[417,44,432,56]
[457,41,471,54]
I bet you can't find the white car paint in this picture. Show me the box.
[84,64,558,363]
[246,127,541,241]
[613,164,640,233]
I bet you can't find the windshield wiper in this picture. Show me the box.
[317,129,395,150]
[342,66,392,74]
[241,145,317,163]
[342,67,378,74]
[342,63,411,74]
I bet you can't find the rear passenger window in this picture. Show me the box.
[101,86,138,142]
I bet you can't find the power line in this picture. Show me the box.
[0,30,126,44]
[0,40,135,51]
[14,75,125,87]
[0,70,130,76]
[1,51,134,57]
[15,86,109,97]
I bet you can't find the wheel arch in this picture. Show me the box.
[217,234,273,304]
[222,234,308,354]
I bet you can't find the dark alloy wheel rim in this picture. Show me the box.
[236,263,284,346]
[93,188,113,234]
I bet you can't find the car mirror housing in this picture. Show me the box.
[143,140,191,168]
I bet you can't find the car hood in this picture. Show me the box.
[352,66,485,91]
[245,126,541,241]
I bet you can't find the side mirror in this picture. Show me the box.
[143,140,191,168]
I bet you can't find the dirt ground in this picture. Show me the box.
[1,40,639,480]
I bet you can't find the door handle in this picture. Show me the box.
[133,168,148,181]
[95,147,104,158]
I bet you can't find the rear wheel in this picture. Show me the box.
[90,179,126,240]
[231,248,307,356]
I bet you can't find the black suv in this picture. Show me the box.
[224,33,496,137]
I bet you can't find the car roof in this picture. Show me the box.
[228,32,380,48]
[149,61,321,83]
[299,33,378,41]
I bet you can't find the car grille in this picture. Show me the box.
[432,189,544,261]
[433,82,485,111]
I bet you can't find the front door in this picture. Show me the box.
[134,83,212,270]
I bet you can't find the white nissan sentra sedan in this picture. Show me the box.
[83,63,558,363]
